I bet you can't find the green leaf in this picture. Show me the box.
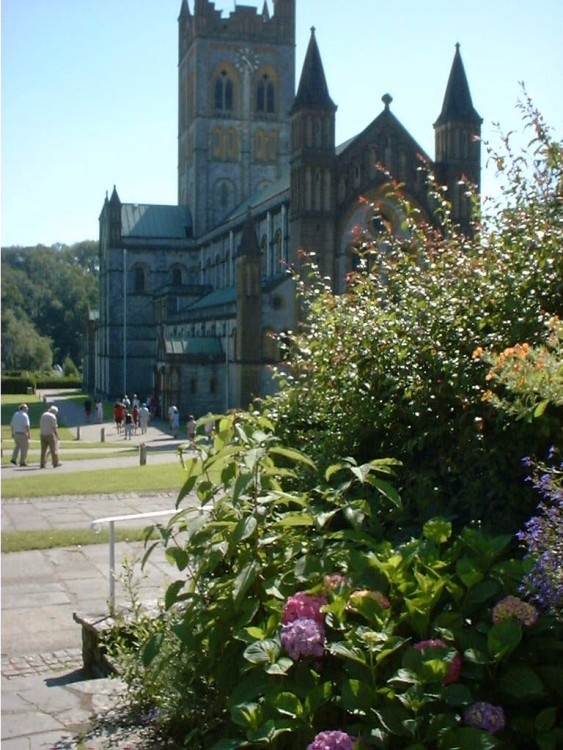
[534,399,549,417]
[423,517,452,544]
[231,516,258,547]
[164,579,186,610]
[445,727,498,749]
[232,561,259,603]
[243,638,280,665]
[269,445,317,470]
[535,707,557,732]
[487,618,522,661]
[265,657,293,674]
[499,664,544,698]
[368,476,402,508]
[230,701,262,730]
[274,512,315,527]
[164,547,189,570]
[274,691,303,719]
[456,556,484,587]
[141,632,164,667]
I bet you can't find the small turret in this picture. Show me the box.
[434,44,482,234]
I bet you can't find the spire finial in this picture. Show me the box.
[382,93,393,109]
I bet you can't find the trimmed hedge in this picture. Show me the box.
[1,373,82,394]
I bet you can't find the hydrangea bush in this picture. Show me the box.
[106,413,563,749]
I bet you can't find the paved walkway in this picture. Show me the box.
[1,390,199,748]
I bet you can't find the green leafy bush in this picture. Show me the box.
[266,95,562,534]
[106,414,563,749]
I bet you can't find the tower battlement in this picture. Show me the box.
[180,0,294,55]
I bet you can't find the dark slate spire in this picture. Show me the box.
[179,0,190,18]
[435,43,481,126]
[262,1,270,20]
[291,27,336,112]
[109,185,121,205]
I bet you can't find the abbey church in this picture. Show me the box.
[83,0,482,418]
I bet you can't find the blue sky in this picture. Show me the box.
[2,0,562,247]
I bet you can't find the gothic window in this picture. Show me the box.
[133,265,147,293]
[212,127,225,160]
[256,74,275,114]
[214,70,234,112]
[171,267,182,286]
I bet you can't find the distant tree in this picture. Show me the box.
[1,308,53,371]
[1,240,98,367]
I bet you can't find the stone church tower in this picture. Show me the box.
[87,2,482,413]
[177,0,296,236]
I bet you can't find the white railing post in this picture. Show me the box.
[109,520,116,614]
[91,509,181,613]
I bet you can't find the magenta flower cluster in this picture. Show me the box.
[307,729,356,750]
[280,592,326,662]
[492,595,538,627]
[464,702,506,734]
[282,592,326,625]
[412,639,462,684]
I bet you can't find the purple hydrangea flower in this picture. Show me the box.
[307,729,356,750]
[464,702,506,734]
[492,595,538,627]
[280,616,325,661]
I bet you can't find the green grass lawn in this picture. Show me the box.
[1,526,157,553]
[1,462,186,498]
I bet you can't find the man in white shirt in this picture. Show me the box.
[10,403,30,466]
[39,405,61,468]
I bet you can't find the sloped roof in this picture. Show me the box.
[164,337,223,356]
[121,204,193,239]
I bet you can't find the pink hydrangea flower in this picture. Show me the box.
[323,574,351,591]
[464,702,506,734]
[413,639,462,685]
[282,592,326,625]
[307,729,356,750]
[492,595,538,627]
[280,617,325,661]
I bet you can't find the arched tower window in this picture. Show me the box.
[214,70,234,112]
[256,74,275,114]
[171,267,182,286]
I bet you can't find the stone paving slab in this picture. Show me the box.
[1,391,196,746]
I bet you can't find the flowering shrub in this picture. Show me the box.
[104,414,563,749]
[280,617,325,661]
[464,702,506,735]
[517,452,563,621]
[492,595,538,627]
[307,730,356,750]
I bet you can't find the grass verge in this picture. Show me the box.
[1,462,186,498]
[1,526,158,553]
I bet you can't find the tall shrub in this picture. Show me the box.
[268,96,562,533]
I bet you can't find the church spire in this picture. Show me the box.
[435,43,481,126]
[291,27,336,113]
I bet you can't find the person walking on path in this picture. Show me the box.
[96,399,103,423]
[123,410,134,440]
[40,405,61,468]
[186,414,196,446]
[138,403,150,434]
[10,403,31,466]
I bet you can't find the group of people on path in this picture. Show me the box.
[113,394,151,438]
[9,403,61,469]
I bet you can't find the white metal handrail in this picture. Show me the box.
[91,509,178,613]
